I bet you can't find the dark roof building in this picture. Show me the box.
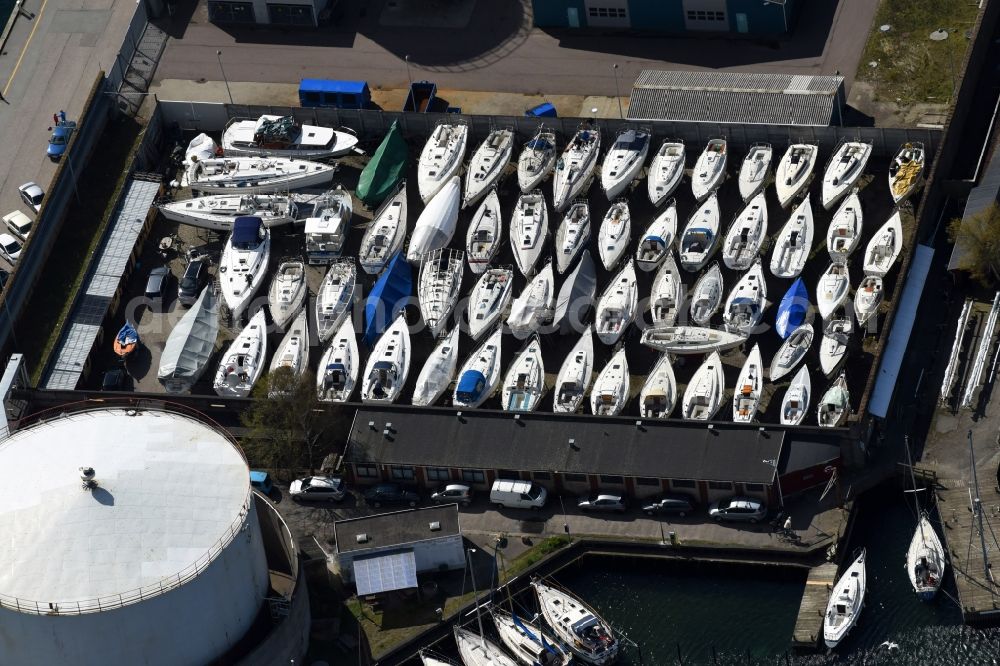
[334,505,461,554]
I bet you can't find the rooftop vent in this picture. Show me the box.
[429,521,441,532]
[79,466,97,490]
[356,533,369,544]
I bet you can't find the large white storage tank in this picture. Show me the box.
[0,408,269,666]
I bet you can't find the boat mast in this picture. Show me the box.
[968,431,995,589]
[466,548,487,649]
[903,436,927,545]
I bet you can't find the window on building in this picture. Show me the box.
[390,466,415,481]
[588,7,627,19]
[355,464,378,478]
[599,475,624,485]
[671,479,697,489]
[426,467,450,482]
[563,473,587,482]
[267,3,315,26]
[635,477,660,487]
[533,471,552,480]
[745,483,766,492]
[686,10,726,21]
[208,1,256,23]
[708,481,734,490]
[462,469,486,484]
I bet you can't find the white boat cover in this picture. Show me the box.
[158,287,219,388]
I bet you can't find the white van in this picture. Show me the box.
[2,211,31,243]
[489,479,547,510]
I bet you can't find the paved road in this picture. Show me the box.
[156,0,876,99]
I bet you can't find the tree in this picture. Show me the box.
[240,367,350,477]
[948,204,1000,287]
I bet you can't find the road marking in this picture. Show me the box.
[3,0,50,98]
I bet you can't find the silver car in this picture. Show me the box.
[431,484,473,505]
[577,493,628,513]
[708,496,767,523]
[18,182,44,213]
[289,476,346,501]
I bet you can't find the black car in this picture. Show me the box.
[642,494,696,517]
[364,483,420,508]
[177,258,209,306]
[144,266,172,310]
[101,366,132,391]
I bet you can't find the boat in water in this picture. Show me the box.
[531,580,619,666]
[518,125,558,193]
[640,353,676,419]
[183,156,335,194]
[491,608,571,666]
[219,216,270,324]
[770,322,813,382]
[689,262,723,326]
[770,195,814,279]
[158,287,219,394]
[359,181,408,275]
[722,192,767,271]
[691,138,727,202]
[222,115,358,159]
[775,143,817,208]
[268,260,307,330]
[412,327,460,407]
[357,119,407,208]
[418,120,468,204]
[502,335,546,412]
[650,253,684,327]
[722,259,767,335]
[316,315,359,403]
[597,199,631,271]
[827,192,863,261]
[113,321,139,358]
[820,315,852,376]
[553,250,597,333]
[590,348,629,416]
[316,259,356,344]
[466,189,503,274]
[635,200,677,272]
[595,259,638,345]
[678,192,720,272]
[854,276,883,327]
[553,124,600,212]
[408,176,461,261]
[775,278,808,340]
[468,267,515,341]
[553,327,594,414]
[554,199,590,274]
[863,211,903,277]
[818,372,850,427]
[511,190,549,277]
[641,325,745,355]
[733,343,763,422]
[601,127,650,199]
[454,326,503,408]
[821,140,871,210]
[780,364,811,425]
[647,139,685,206]
[361,312,411,404]
[418,248,464,338]
[453,625,519,666]
[159,193,297,231]
[213,309,267,398]
[683,351,725,421]
[268,308,309,393]
[889,142,925,204]
[507,260,555,340]
[738,143,772,202]
[817,262,850,320]
[823,550,866,648]
[464,127,513,209]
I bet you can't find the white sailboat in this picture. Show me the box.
[454,626,519,666]
[511,190,550,277]
[507,260,555,340]
[268,308,309,389]
[780,365,811,426]
[359,181,408,275]
[902,438,947,601]
[317,315,359,403]
[889,142,925,204]
[221,115,357,159]
[823,550,866,648]
[315,260,356,344]
[590,348,629,416]
[411,327,460,407]
[732,343,763,422]
[641,326,746,355]
[678,192,720,272]
[820,315,852,377]
[863,211,903,277]
[601,127,650,199]
[817,372,850,427]
[635,200,677,272]
[183,156,335,194]
[554,200,590,274]
[219,216,270,323]
[774,143,818,208]
[518,126,558,193]
[769,195,814,279]
[650,253,684,327]
[723,259,767,335]
[213,309,268,398]
[466,189,503,274]
[738,143,772,202]
[722,192,768,271]
[454,326,503,408]
[690,262,723,326]
[418,120,468,204]
[552,124,601,212]
[821,141,872,210]
[408,176,461,261]
[691,138,727,202]
[421,651,458,666]
[158,193,296,231]
[491,608,571,666]
[597,199,631,271]
[468,267,515,341]
[817,262,850,320]
[502,335,546,412]
[531,580,619,666]
[464,127,514,209]
[770,322,813,381]
[826,192,863,261]
[640,353,676,419]
[682,350,725,421]
[361,312,411,404]
[418,248,464,338]
[647,139,685,206]
[854,276,883,326]
[268,260,307,330]
[553,328,595,414]
[595,259,638,345]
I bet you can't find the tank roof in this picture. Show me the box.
[0,408,250,612]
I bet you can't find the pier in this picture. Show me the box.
[791,562,837,648]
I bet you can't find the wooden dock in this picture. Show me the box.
[791,562,838,649]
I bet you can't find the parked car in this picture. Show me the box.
[577,493,628,513]
[2,210,32,242]
[145,265,172,309]
[177,258,209,306]
[47,121,77,161]
[642,494,697,517]
[489,479,547,510]
[18,182,44,212]
[289,476,346,501]
[101,366,132,391]
[431,484,473,505]
[0,233,22,264]
[709,496,767,524]
[250,470,273,495]
[364,483,419,508]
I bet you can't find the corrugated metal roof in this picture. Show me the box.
[43,179,158,390]
[628,70,844,126]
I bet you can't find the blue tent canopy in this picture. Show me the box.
[456,371,486,402]
[776,278,809,339]
[232,216,263,249]
[364,252,412,347]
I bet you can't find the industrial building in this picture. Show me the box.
[532,0,800,35]
[334,505,465,595]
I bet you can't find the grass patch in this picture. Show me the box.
[345,589,478,658]
[19,117,145,384]
[501,535,572,581]
[856,0,979,106]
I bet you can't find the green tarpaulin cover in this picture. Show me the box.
[357,121,408,208]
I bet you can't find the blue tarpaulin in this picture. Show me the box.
[456,371,486,403]
[364,252,412,347]
[232,216,262,249]
[525,102,557,117]
[776,278,809,339]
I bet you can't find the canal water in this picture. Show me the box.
[552,486,1000,665]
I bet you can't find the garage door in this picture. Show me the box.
[682,0,728,31]
[584,0,630,28]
